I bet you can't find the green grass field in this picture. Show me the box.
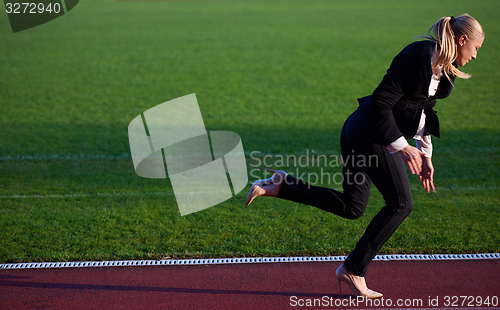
[0,0,499,263]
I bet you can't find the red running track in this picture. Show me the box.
[1,259,499,309]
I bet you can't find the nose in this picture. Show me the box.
[472,53,477,60]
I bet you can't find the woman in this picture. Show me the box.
[246,14,484,298]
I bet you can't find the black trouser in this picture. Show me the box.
[277,109,413,276]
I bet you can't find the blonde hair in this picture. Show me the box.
[423,14,484,81]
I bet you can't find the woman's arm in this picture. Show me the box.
[419,157,435,192]
[370,48,414,146]
[398,145,426,175]
[372,48,425,175]
[415,134,433,158]
[416,135,435,192]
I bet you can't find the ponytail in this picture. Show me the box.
[422,14,484,81]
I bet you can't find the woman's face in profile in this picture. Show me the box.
[455,35,484,67]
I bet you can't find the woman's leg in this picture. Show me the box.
[343,141,413,276]
[276,164,371,220]
[276,115,372,220]
[276,109,413,277]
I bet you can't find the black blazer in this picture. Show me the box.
[358,40,455,146]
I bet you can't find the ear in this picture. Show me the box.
[456,34,468,46]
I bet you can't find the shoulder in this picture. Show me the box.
[386,40,435,84]
[393,40,436,64]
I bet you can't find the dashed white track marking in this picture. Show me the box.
[1,253,498,270]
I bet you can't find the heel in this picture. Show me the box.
[335,264,383,299]
[337,279,342,294]
[259,167,288,183]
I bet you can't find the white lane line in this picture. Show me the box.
[0,154,132,160]
[0,192,173,199]
[1,253,498,270]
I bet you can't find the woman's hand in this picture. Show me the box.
[419,157,435,193]
[399,145,426,175]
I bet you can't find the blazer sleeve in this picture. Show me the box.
[369,49,417,146]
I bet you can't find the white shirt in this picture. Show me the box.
[385,51,442,158]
